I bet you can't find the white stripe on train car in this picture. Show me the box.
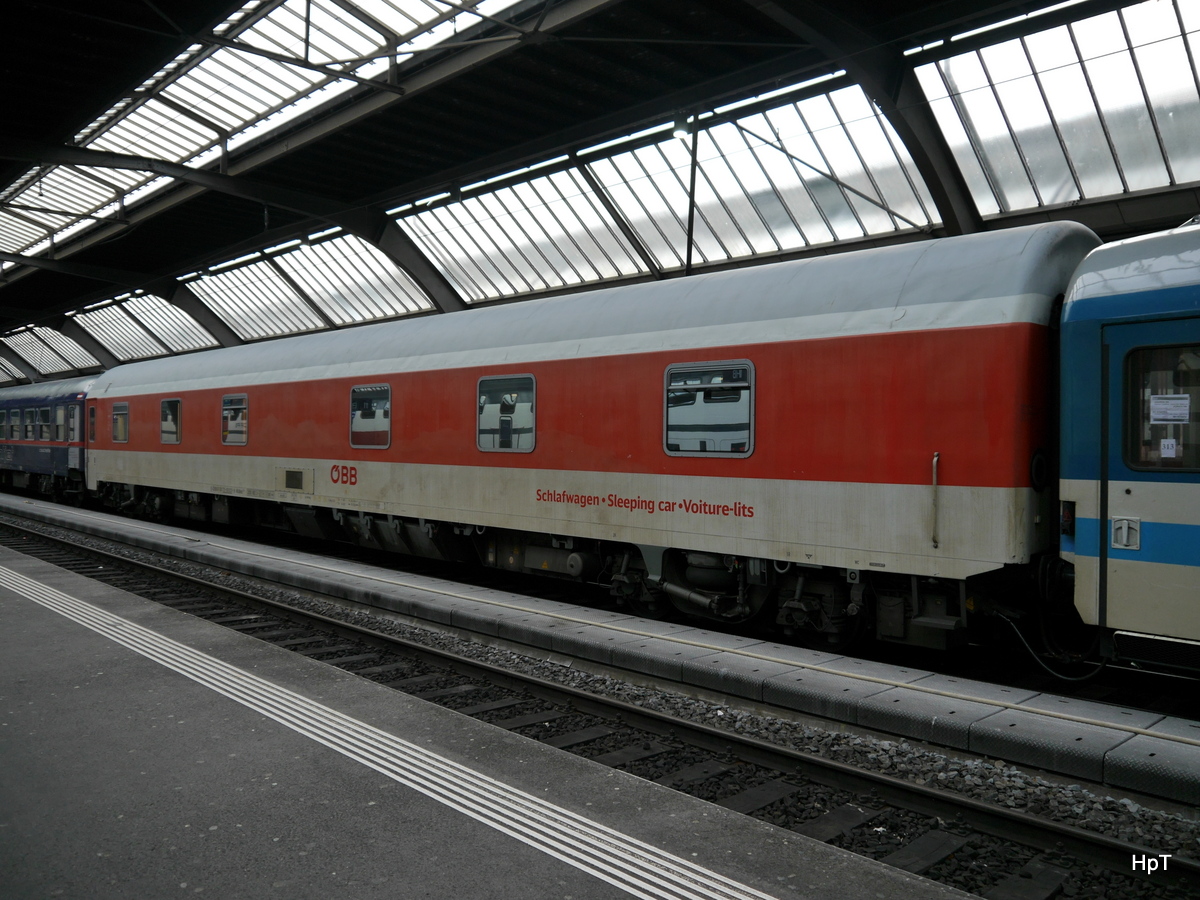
[88,450,1046,580]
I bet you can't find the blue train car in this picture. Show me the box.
[0,377,93,500]
[1060,225,1200,670]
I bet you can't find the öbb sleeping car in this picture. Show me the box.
[80,222,1095,653]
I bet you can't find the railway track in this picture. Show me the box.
[1,515,1196,900]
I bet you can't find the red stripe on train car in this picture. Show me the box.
[88,323,1050,489]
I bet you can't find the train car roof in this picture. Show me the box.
[1064,222,1200,321]
[94,222,1100,397]
[0,376,96,404]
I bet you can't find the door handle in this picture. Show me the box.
[1111,516,1141,550]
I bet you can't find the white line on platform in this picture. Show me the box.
[2,564,783,900]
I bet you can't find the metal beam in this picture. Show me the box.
[54,317,119,370]
[743,0,982,235]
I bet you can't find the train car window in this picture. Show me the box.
[68,405,81,443]
[23,409,36,441]
[112,403,130,443]
[0,411,5,436]
[222,395,248,445]
[664,362,754,457]
[477,375,535,452]
[1125,344,1200,471]
[10,412,20,440]
[55,406,65,442]
[350,384,390,449]
[161,399,181,444]
[88,406,96,442]
[37,408,51,441]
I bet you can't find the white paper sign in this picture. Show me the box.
[1150,394,1190,424]
[1161,438,1178,459]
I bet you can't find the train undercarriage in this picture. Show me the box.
[89,482,986,654]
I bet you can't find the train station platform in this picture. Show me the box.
[0,544,972,900]
[3,493,1200,808]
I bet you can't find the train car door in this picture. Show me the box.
[67,403,82,470]
[1101,317,1200,642]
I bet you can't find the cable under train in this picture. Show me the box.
[1,221,1197,674]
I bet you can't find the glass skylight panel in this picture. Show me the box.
[1077,21,1169,190]
[3,167,117,249]
[15,167,113,220]
[246,0,383,63]
[76,165,145,194]
[358,0,462,38]
[357,0,521,54]
[272,235,434,321]
[1126,7,1200,183]
[510,172,648,281]
[0,212,50,252]
[917,0,1200,216]
[35,328,99,369]
[74,306,169,362]
[3,333,71,375]
[1022,27,1125,198]
[977,41,1077,205]
[833,91,937,226]
[164,46,320,133]
[0,358,22,383]
[400,168,649,302]
[589,146,695,270]
[89,98,218,164]
[936,53,1042,213]
[401,208,492,301]
[577,84,935,271]
[123,295,219,352]
[187,262,327,340]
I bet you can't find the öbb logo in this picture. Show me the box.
[330,464,358,485]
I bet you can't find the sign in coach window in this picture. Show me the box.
[1126,344,1199,470]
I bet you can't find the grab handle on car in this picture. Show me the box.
[931,451,940,549]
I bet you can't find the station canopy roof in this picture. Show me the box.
[1,0,1198,383]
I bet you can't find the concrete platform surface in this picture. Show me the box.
[0,545,972,900]
[4,493,1200,805]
